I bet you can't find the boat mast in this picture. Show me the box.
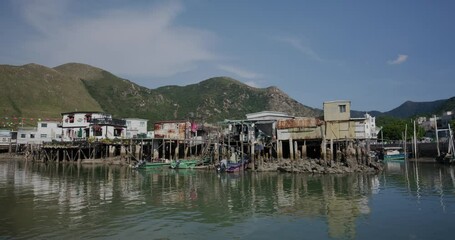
[413,120,417,159]
[404,124,407,161]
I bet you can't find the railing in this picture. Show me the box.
[91,118,126,126]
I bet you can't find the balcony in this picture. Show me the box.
[91,118,126,127]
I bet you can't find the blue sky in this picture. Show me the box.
[1,0,454,112]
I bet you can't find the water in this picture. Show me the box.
[1,160,455,240]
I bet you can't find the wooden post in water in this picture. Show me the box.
[289,139,294,161]
[404,124,407,161]
[251,142,255,170]
[435,115,440,156]
[162,139,165,160]
[277,140,282,160]
[135,143,141,160]
[321,139,326,162]
[294,140,298,160]
[302,141,307,159]
[8,138,12,154]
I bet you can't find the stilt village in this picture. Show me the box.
[0,100,384,173]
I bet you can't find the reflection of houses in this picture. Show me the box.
[61,111,126,141]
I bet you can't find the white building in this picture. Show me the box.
[0,129,12,148]
[17,127,40,145]
[353,113,380,140]
[16,121,62,145]
[124,118,148,138]
[36,121,61,142]
[61,111,126,141]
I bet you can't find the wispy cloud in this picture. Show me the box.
[217,64,262,79]
[387,54,408,65]
[274,36,323,62]
[16,0,216,78]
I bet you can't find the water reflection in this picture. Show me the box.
[1,160,455,239]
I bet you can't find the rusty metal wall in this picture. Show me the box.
[153,121,190,139]
[277,126,323,140]
[276,117,323,129]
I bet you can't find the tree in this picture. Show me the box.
[376,116,425,141]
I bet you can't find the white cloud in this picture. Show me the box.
[217,64,262,79]
[17,1,216,78]
[387,54,408,65]
[274,36,323,62]
[244,81,260,88]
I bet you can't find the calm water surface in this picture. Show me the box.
[1,160,455,239]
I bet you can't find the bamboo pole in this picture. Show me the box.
[435,115,440,156]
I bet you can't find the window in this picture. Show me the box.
[339,104,346,113]
[140,122,145,127]
[93,126,103,136]
[41,123,47,128]
[69,115,75,123]
[40,134,47,138]
[21,134,26,138]
[114,128,123,137]
[85,114,92,122]
[30,134,35,139]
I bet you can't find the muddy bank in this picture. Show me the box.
[256,158,383,174]
[0,153,130,165]
[2,153,383,174]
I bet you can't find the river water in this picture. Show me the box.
[1,159,454,240]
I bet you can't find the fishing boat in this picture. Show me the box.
[170,159,199,169]
[216,158,249,173]
[380,147,407,161]
[132,159,171,169]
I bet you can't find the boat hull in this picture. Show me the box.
[383,154,406,161]
[170,160,199,169]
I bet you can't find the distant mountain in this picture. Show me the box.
[382,100,447,118]
[1,63,322,127]
[352,99,455,119]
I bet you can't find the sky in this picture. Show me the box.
[1,0,455,112]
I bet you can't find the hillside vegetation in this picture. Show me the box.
[0,63,102,120]
[1,63,321,128]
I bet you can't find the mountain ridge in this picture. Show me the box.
[1,62,454,128]
[0,63,321,127]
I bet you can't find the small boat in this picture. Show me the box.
[132,159,171,169]
[170,159,199,169]
[216,158,249,173]
[380,147,407,161]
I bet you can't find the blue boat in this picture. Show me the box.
[380,147,407,161]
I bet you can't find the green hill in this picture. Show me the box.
[1,63,321,129]
[0,63,102,126]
